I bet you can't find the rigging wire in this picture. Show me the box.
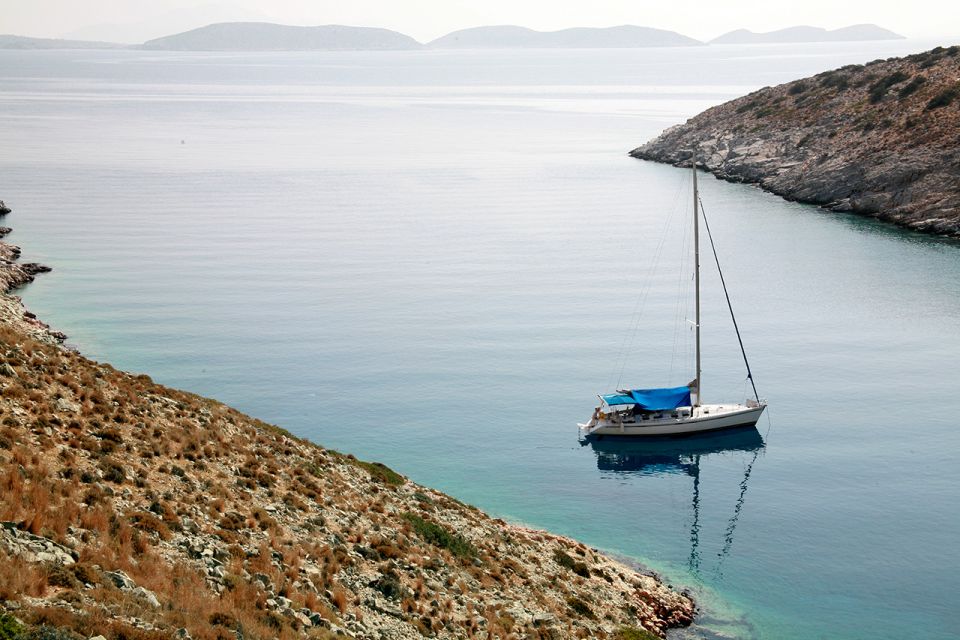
[668,201,693,385]
[698,196,761,404]
[609,171,690,391]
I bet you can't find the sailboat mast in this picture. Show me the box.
[693,158,701,407]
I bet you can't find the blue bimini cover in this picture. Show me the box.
[600,393,636,406]
[602,386,691,411]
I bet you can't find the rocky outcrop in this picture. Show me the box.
[0,214,694,638]
[0,522,77,565]
[632,45,960,237]
[0,203,59,342]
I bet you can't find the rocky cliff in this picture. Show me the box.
[631,45,960,237]
[0,205,693,639]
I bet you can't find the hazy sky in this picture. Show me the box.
[1,0,958,43]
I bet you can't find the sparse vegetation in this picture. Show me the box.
[819,71,850,91]
[402,512,476,559]
[554,549,591,577]
[352,459,405,486]
[0,613,23,640]
[898,75,927,98]
[868,70,909,103]
[616,626,660,640]
[633,44,960,238]
[926,83,960,110]
[567,596,596,619]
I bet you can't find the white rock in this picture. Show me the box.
[133,586,161,608]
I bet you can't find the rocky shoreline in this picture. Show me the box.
[0,202,694,639]
[0,203,62,343]
[631,45,960,237]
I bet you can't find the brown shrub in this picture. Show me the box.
[0,551,47,599]
[331,587,348,614]
[127,511,172,541]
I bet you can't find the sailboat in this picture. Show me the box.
[579,159,766,437]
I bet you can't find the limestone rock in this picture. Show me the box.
[104,570,136,590]
[0,521,76,566]
[632,45,960,237]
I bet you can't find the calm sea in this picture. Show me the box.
[2,40,959,639]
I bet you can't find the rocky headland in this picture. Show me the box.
[0,203,693,639]
[631,45,960,237]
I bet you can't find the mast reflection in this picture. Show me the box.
[582,426,765,576]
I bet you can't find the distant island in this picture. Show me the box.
[141,22,423,51]
[711,24,904,44]
[632,45,960,237]
[0,34,125,49]
[0,22,909,51]
[428,25,701,48]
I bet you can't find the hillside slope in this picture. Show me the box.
[632,45,960,236]
[0,207,692,639]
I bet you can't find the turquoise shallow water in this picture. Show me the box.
[2,41,960,639]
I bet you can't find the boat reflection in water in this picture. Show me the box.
[582,426,765,576]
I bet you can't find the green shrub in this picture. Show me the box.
[788,81,810,95]
[926,83,960,110]
[353,460,404,486]
[401,512,475,558]
[898,76,927,98]
[412,491,433,504]
[98,458,125,483]
[616,627,659,640]
[553,550,590,578]
[868,71,909,103]
[23,627,80,640]
[819,71,850,91]
[46,566,79,589]
[0,613,23,640]
[566,596,595,619]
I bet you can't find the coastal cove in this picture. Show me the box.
[0,224,696,638]
[3,40,960,639]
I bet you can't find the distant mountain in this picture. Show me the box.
[0,34,125,49]
[711,24,904,44]
[429,25,702,49]
[140,22,423,51]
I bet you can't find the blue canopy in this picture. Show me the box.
[601,386,691,411]
[600,393,636,406]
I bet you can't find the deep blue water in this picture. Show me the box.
[2,40,959,639]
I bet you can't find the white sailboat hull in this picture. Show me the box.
[579,403,765,438]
